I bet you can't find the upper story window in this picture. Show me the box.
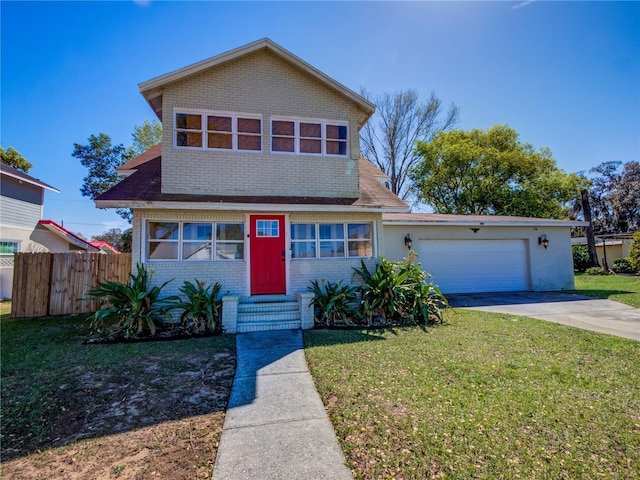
[271,118,348,156]
[174,110,262,152]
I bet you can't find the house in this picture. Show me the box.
[95,38,585,332]
[572,234,635,269]
[0,164,119,298]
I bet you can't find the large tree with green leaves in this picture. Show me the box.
[360,89,459,201]
[411,125,587,218]
[1,146,33,173]
[75,121,162,223]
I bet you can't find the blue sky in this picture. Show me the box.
[2,1,638,238]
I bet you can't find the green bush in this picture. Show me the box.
[572,244,592,272]
[629,232,640,273]
[585,266,610,276]
[177,280,225,334]
[611,258,636,274]
[87,264,180,339]
[308,280,362,327]
[353,254,447,326]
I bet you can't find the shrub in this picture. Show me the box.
[308,280,361,327]
[611,258,636,274]
[585,266,610,276]
[629,232,640,273]
[87,264,180,339]
[177,280,225,334]
[353,254,447,326]
[572,244,592,272]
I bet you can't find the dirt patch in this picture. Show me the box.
[1,351,235,480]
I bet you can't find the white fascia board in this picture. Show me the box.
[383,219,588,228]
[1,171,60,193]
[95,200,408,214]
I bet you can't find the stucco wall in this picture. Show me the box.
[383,224,575,292]
[159,49,363,198]
[133,208,383,298]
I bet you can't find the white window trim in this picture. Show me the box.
[290,222,374,260]
[270,116,349,157]
[173,108,263,152]
[144,220,245,262]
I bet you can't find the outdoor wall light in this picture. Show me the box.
[404,234,413,250]
[538,234,549,249]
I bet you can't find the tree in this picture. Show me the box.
[583,161,640,233]
[629,232,640,273]
[360,89,459,200]
[411,125,588,218]
[0,146,32,173]
[73,133,132,222]
[92,227,132,253]
[129,119,162,157]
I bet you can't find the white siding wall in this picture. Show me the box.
[383,224,575,292]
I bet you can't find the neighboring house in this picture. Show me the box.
[0,164,116,298]
[572,234,635,268]
[95,38,585,332]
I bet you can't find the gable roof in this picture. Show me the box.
[0,163,59,192]
[38,220,102,252]
[97,152,408,212]
[118,143,161,176]
[138,38,375,122]
[89,241,121,254]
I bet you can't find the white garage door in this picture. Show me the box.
[417,239,529,294]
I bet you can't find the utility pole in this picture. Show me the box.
[581,189,599,267]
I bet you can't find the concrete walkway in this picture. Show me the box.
[212,329,353,480]
[448,291,640,341]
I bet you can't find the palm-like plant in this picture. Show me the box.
[178,280,224,334]
[308,280,361,327]
[87,264,179,338]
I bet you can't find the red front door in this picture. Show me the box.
[250,215,286,295]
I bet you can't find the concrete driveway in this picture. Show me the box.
[447,292,640,341]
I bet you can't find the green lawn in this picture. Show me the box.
[572,273,640,308]
[304,311,640,479]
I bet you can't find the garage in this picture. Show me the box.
[416,239,529,293]
[382,213,584,293]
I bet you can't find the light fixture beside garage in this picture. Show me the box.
[538,234,549,249]
[404,234,413,250]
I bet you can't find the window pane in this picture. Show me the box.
[272,137,294,152]
[148,222,179,240]
[300,122,321,138]
[207,115,232,132]
[326,124,348,140]
[238,135,261,151]
[319,223,344,240]
[292,242,316,259]
[208,133,232,149]
[291,224,316,240]
[272,120,294,136]
[183,223,212,241]
[183,242,212,260]
[0,242,18,254]
[319,241,344,258]
[176,113,201,130]
[348,223,371,240]
[348,241,372,257]
[326,140,347,156]
[217,224,244,241]
[148,241,178,260]
[216,243,244,260]
[257,220,278,237]
[238,117,261,134]
[176,131,202,147]
[300,139,321,154]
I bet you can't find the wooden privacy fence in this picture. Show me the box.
[11,252,132,318]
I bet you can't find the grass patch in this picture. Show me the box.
[572,273,640,308]
[1,312,236,479]
[304,310,640,479]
